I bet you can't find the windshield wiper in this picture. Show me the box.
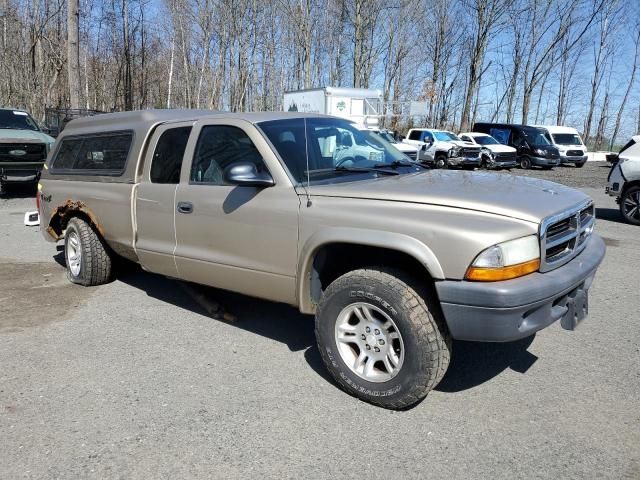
[307,166,399,176]
[372,160,426,169]
[335,165,399,175]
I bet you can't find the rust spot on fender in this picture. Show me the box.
[48,200,105,239]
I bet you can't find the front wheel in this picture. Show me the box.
[315,268,451,409]
[620,185,640,226]
[519,156,532,169]
[434,155,448,169]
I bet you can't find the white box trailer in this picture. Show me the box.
[283,87,383,126]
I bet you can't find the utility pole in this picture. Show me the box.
[67,0,80,109]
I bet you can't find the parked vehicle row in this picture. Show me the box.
[376,122,589,172]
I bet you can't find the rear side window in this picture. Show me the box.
[150,127,191,184]
[408,130,422,140]
[51,131,133,175]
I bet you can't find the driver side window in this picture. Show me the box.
[190,125,266,185]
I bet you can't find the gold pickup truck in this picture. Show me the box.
[38,110,605,409]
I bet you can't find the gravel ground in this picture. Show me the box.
[492,161,611,189]
[0,167,638,479]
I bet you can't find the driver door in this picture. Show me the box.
[421,131,435,162]
[173,118,300,304]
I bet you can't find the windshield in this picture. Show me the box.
[258,117,416,184]
[474,135,499,146]
[433,131,460,142]
[375,131,397,143]
[523,128,550,146]
[552,133,582,145]
[0,110,40,131]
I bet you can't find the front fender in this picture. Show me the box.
[296,227,444,314]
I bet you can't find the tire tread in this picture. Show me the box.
[315,267,451,409]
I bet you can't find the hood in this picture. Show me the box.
[0,129,54,144]
[309,170,589,224]
[484,144,516,153]
[449,140,478,148]
[393,142,419,153]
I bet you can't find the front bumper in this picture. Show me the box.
[435,234,606,342]
[0,162,44,183]
[448,156,481,167]
[490,159,517,168]
[560,155,587,164]
[530,155,560,166]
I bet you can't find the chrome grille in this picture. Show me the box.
[539,201,594,272]
[494,152,516,161]
[566,150,584,157]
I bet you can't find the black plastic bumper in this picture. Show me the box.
[530,155,560,166]
[435,234,606,342]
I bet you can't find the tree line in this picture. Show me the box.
[0,0,638,149]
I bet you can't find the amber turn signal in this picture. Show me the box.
[465,258,540,282]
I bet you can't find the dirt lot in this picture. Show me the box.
[1,162,638,479]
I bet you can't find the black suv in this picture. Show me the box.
[472,122,560,169]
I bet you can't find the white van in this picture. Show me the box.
[537,125,588,168]
[606,135,640,225]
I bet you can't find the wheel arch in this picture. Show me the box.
[296,228,445,314]
[47,200,105,241]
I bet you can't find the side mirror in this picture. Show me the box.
[224,162,274,187]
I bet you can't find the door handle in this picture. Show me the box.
[177,201,193,214]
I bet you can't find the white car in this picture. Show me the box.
[361,128,420,161]
[403,128,481,169]
[536,125,588,168]
[606,135,640,225]
[459,132,517,169]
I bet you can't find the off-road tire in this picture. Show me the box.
[434,154,448,169]
[519,156,532,169]
[64,217,114,286]
[620,185,640,226]
[575,160,586,168]
[315,268,452,409]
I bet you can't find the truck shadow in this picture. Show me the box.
[595,207,627,225]
[435,336,537,393]
[115,265,316,354]
[56,254,541,396]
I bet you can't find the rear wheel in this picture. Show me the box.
[519,156,532,169]
[620,185,640,226]
[64,217,114,285]
[315,268,451,409]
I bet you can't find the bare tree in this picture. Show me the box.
[609,25,640,149]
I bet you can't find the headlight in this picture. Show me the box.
[448,147,461,158]
[465,235,540,281]
[46,142,55,154]
[535,148,546,156]
[481,148,493,158]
